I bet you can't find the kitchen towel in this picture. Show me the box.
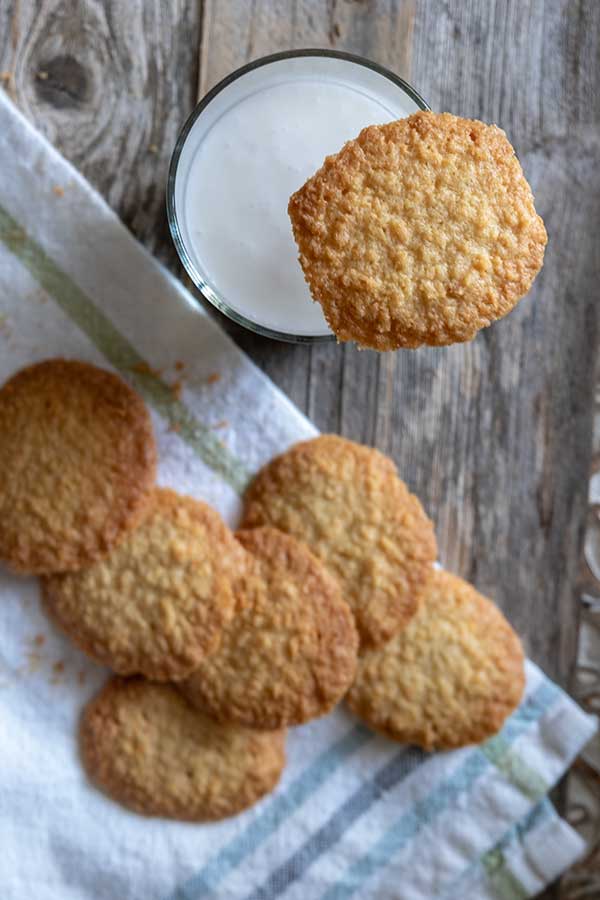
[0,87,596,900]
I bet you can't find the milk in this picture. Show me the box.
[170,54,426,340]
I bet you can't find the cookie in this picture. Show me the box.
[42,489,248,681]
[241,435,437,648]
[180,527,358,729]
[80,677,286,820]
[0,358,156,574]
[346,569,525,750]
[288,111,547,350]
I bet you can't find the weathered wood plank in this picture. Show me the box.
[0,0,203,267]
[407,0,600,686]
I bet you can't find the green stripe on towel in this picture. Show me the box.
[481,737,548,802]
[483,848,529,900]
[0,203,250,493]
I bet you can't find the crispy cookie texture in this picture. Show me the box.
[241,435,437,649]
[0,358,157,574]
[288,111,547,350]
[42,488,248,681]
[180,527,358,729]
[346,569,525,750]
[80,677,286,821]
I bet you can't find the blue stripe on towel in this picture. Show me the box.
[243,747,426,900]
[319,682,557,900]
[167,725,372,900]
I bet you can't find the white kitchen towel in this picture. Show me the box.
[0,87,596,900]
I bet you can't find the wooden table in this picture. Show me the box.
[2,2,599,896]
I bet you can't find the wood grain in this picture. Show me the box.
[1,4,598,893]
[0,0,202,267]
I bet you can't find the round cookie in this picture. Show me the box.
[180,527,358,729]
[42,488,248,681]
[241,435,437,648]
[346,569,525,750]
[0,358,156,574]
[80,677,286,821]
[288,111,547,350]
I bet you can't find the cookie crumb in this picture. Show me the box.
[33,634,45,647]
[77,670,87,685]
[52,185,65,198]
[50,660,66,685]
[170,380,183,401]
[168,421,182,434]
[212,420,229,430]
[0,70,15,98]
[149,144,158,154]
[174,360,185,372]
[131,361,163,378]
[207,372,221,385]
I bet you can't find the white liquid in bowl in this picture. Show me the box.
[173,56,425,338]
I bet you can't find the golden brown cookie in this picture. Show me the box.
[80,677,286,820]
[289,111,547,350]
[42,488,248,681]
[180,527,358,729]
[346,569,525,750]
[0,358,156,574]
[241,435,437,649]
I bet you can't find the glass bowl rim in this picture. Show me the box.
[166,48,430,345]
